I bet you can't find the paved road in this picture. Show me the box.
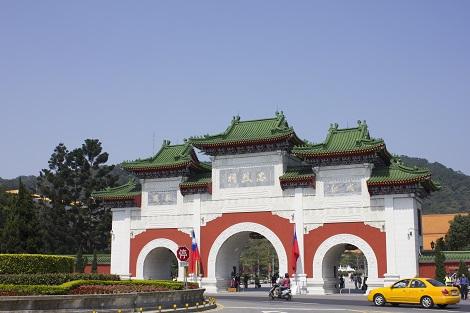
[208,289,470,313]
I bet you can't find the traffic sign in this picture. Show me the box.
[177,246,189,261]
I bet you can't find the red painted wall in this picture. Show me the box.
[200,212,294,276]
[83,264,111,274]
[419,261,470,278]
[304,222,387,278]
[129,228,191,276]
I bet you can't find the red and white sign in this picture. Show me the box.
[177,246,189,261]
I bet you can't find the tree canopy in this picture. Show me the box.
[37,139,118,254]
[444,214,470,250]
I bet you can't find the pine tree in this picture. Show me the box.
[457,260,469,277]
[75,247,86,273]
[38,139,118,254]
[0,180,42,253]
[434,238,446,283]
[91,250,98,274]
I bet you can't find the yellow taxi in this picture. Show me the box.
[367,278,460,309]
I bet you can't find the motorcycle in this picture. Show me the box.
[269,284,292,301]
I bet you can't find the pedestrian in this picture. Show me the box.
[459,274,469,300]
[357,275,362,290]
[361,276,368,292]
[445,273,452,286]
[339,275,345,289]
[254,275,260,288]
[243,274,249,289]
[235,273,241,291]
[353,274,358,289]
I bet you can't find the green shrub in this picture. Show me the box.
[0,284,67,296]
[0,254,74,274]
[0,279,198,296]
[0,273,120,285]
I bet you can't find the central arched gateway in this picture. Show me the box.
[204,222,288,293]
[308,234,381,294]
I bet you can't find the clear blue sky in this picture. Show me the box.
[1,1,469,179]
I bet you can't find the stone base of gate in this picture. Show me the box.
[291,274,307,295]
[383,273,400,286]
[365,278,385,293]
[306,278,327,295]
[306,277,384,294]
[201,277,225,293]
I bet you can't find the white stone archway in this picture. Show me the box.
[136,238,183,280]
[203,222,288,293]
[307,234,383,294]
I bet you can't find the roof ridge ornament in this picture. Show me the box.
[329,123,339,131]
[231,115,240,124]
[275,110,285,119]
[162,139,171,147]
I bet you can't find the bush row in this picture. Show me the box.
[0,254,74,274]
[0,280,198,296]
[0,273,120,285]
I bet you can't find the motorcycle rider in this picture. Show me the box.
[276,273,290,296]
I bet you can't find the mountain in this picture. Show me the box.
[399,156,470,214]
[0,176,37,191]
[1,157,469,214]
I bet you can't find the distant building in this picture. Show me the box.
[422,213,459,250]
[5,189,50,202]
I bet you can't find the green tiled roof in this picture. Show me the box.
[279,166,314,180]
[419,251,470,263]
[122,141,198,171]
[368,158,440,191]
[180,169,212,188]
[91,179,141,200]
[293,121,387,158]
[189,112,303,147]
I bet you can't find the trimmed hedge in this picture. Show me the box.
[0,254,74,274]
[0,273,120,285]
[0,280,198,296]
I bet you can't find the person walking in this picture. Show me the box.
[459,274,469,300]
[339,275,345,289]
[243,274,249,289]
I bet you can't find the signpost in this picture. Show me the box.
[177,246,190,289]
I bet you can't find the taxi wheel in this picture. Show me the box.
[420,296,434,309]
[373,294,386,306]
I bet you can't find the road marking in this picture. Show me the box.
[260,301,319,305]
[222,307,370,312]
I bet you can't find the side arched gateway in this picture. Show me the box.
[136,238,184,280]
[204,222,288,293]
[308,234,383,294]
